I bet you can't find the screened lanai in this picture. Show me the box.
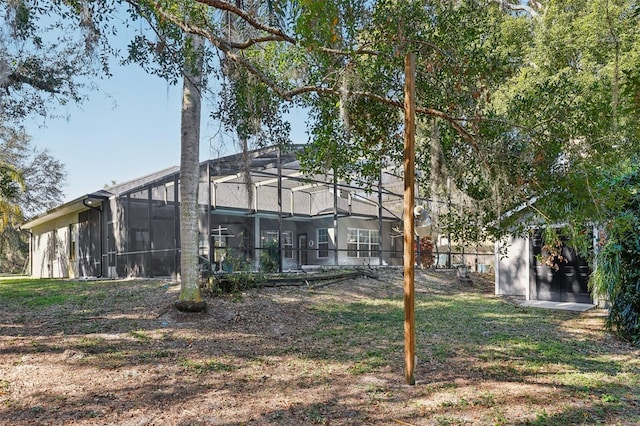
[96,145,406,278]
[22,144,497,279]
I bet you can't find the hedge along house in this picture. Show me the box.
[21,145,407,279]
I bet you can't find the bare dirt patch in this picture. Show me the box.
[1,269,638,425]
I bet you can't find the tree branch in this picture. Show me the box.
[314,46,381,56]
[228,35,293,50]
[194,0,296,44]
[280,84,491,169]
[139,0,494,170]
[4,72,62,94]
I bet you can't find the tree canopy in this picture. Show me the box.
[0,128,66,273]
[0,1,117,125]
[9,0,638,240]
[493,0,640,231]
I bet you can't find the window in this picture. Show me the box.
[261,230,293,259]
[282,231,293,259]
[261,230,278,243]
[317,228,329,258]
[347,228,380,258]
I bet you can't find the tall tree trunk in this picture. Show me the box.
[176,34,206,312]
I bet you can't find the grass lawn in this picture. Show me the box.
[0,271,638,425]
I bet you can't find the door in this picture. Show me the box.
[530,229,592,303]
[78,209,101,277]
[298,234,308,267]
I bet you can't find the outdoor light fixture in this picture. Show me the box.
[413,205,432,238]
[413,205,431,226]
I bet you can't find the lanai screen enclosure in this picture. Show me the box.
[23,145,414,279]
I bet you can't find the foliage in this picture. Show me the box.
[0,1,118,126]
[221,246,253,273]
[0,162,23,202]
[199,247,253,278]
[491,0,640,240]
[259,239,280,273]
[415,236,433,268]
[117,0,540,196]
[590,167,640,344]
[11,1,637,235]
[0,127,66,273]
[296,0,528,191]
[144,0,640,251]
[124,0,294,153]
[202,271,264,295]
[213,61,292,151]
[0,127,65,217]
[0,160,25,273]
[440,204,489,250]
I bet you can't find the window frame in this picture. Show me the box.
[261,230,294,259]
[347,228,380,258]
[317,228,329,258]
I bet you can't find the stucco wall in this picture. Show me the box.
[246,215,401,270]
[30,213,79,279]
[336,216,400,267]
[495,235,530,298]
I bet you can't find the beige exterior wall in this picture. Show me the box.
[30,213,80,279]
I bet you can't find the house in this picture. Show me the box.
[21,145,408,279]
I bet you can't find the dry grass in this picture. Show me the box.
[0,269,638,425]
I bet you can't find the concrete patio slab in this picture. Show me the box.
[518,300,595,312]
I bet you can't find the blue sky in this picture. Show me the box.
[26,63,309,203]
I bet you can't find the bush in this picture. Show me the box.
[591,171,640,345]
[202,272,264,295]
[259,240,280,273]
[415,236,434,268]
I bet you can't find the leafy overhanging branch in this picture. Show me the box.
[194,0,295,43]
[129,0,495,169]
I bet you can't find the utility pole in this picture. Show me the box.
[403,51,416,385]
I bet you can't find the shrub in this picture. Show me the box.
[260,240,280,273]
[202,272,264,295]
[415,236,434,268]
[591,170,640,345]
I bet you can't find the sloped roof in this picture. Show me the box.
[105,166,181,196]
[21,191,111,229]
[22,144,406,228]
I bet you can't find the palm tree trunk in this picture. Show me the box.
[176,34,206,312]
